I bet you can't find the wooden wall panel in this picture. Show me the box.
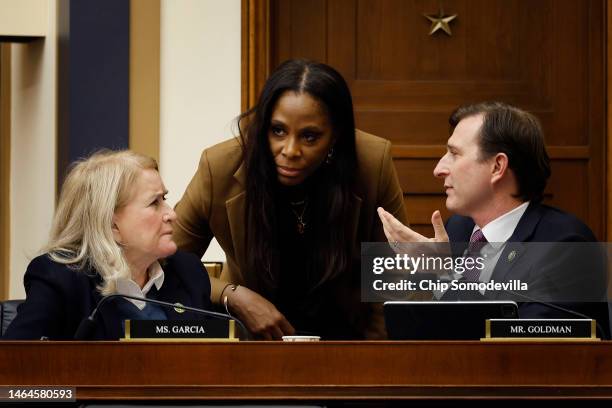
[544,161,591,224]
[241,0,271,112]
[395,159,441,194]
[404,195,451,226]
[272,0,328,63]
[608,0,612,241]
[246,0,606,238]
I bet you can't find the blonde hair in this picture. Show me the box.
[45,150,158,295]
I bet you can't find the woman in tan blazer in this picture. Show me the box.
[173,59,408,340]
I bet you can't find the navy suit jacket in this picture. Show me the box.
[445,202,610,338]
[2,251,212,340]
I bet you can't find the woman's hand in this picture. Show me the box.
[226,285,295,340]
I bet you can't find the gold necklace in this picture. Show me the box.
[289,199,308,234]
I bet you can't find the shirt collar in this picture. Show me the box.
[473,201,530,248]
[115,261,165,310]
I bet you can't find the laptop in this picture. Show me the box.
[384,300,519,340]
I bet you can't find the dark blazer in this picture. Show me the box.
[2,251,212,340]
[445,202,610,338]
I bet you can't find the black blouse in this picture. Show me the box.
[273,180,362,339]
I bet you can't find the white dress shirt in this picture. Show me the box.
[115,261,165,310]
[434,201,530,298]
[473,201,530,285]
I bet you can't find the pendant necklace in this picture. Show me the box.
[289,199,308,234]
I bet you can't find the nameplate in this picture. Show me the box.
[484,319,597,341]
[122,319,237,341]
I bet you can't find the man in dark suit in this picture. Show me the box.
[378,101,610,338]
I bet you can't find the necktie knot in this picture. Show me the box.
[468,229,487,254]
[462,229,487,282]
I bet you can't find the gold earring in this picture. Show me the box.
[325,147,335,164]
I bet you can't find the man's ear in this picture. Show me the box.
[491,152,509,184]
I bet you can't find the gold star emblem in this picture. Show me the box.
[424,8,457,36]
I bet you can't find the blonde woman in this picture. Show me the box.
[3,150,211,340]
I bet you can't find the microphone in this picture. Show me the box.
[74,293,249,340]
[491,288,609,340]
[430,275,610,339]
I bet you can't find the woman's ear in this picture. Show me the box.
[111,215,122,244]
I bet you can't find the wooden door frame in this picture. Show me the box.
[607,0,612,241]
[241,0,271,112]
[243,0,611,240]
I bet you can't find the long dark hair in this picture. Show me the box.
[238,59,357,297]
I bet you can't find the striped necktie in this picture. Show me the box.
[462,229,488,282]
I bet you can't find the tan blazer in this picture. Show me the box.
[173,130,408,338]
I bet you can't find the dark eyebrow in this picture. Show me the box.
[300,126,323,133]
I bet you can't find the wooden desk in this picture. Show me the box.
[1,341,611,401]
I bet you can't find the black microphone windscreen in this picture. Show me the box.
[74,316,97,340]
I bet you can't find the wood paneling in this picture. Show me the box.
[272,0,328,63]
[241,0,271,111]
[392,145,590,160]
[2,342,612,399]
[401,159,592,237]
[609,0,612,241]
[0,44,10,300]
[244,0,606,239]
[404,195,450,225]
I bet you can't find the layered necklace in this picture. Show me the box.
[289,198,309,234]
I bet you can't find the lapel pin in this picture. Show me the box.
[173,303,185,314]
[507,250,517,262]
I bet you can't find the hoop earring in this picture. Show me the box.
[325,147,335,164]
